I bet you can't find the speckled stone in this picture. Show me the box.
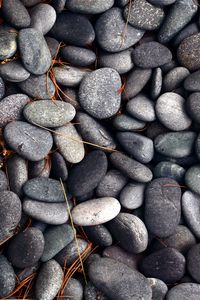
[28,159,51,178]
[61,46,96,67]
[0,30,17,60]
[184,70,200,92]
[66,0,114,14]
[45,37,59,58]
[173,22,199,47]
[151,67,162,100]
[51,152,68,181]
[0,60,30,82]
[30,4,56,35]
[163,67,190,92]
[53,66,90,87]
[84,225,113,247]
[113,114,145,131]
[0,170,8,191]
[154,161,185,182]
[84,281,109,300]
[2,0,30,28]
[167,283,200,299]
[62,278,83,300]
[0,255,16,298]
[120,182,145,209]
[185,165,200,195]
[147,278,168,300]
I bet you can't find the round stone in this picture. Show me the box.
[184,70,200,92]
[188,92,200,123]
[45,37,59,58]
[61,46,96,67]
[173,22,199,47]
[51,152,68,181]
[187,243,200,282]
[0,170,8,191]
[113,114,146,131]
[151,67,162,100]
[147,278,168,300]
[0,60,30,82]
[120,182,145,209]
[66,0,114,14]
[154,161,186,182]
[7,227,44,268]
[62,278,83,300]
[0,30,17,60]
[28,159,51,179]
[2,0,30,28]
[163,67,190,92]
[30,4,56,35]
[84,281,109,300]
[83,225,113,247]
[4,121,53,161]
[166,283,200,300]
[53,66,89,87]
[0,255,16,298]
[185,165,200,195]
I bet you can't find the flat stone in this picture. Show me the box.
[187,243,200,282]
[0,60,30,82]
[53,66,89,87]
[154,161,185,182]
[61,46,96,67]
[21,0,42,6]
[95,8,144,52]
[158,0,198,43]
[23,100,75,128]
[120,182,145,209]
[18,28,51,75]
[113,114,145,131]
[51,152,68,181]
[0,170,8,191]
[30,4,56,35]
[84,225,113,247]
[84,281,109,300]
[0,255,15,298]
[144,178,181,238]
[79,68,121,119]
[66,0,114,14]
[0,30,17,60]
[173,22,199,47]
[163,67,190,92]
[0,191,22,243]
[166,283,200,300]
[148,0,176,4]
[7,227,44,268]
[35,260,63,300]
[62,278,83,300]
[185,165,200,195]
[188,92,200,123]
[2,0,30,28]
[184,70,200,92]
[124,0,164,30]
[151,67,162,100]
[148,278,168,300]
[4,121,53,161]
[45,37,59,58]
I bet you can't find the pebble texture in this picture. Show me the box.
[166,283,200,300]
[66,0,114,14]
[62,278,83,300]
[0,30,17,60]
[0,60,30,82]
[30,4,56,35]
[0,255,16,298]
[2,0,31,28]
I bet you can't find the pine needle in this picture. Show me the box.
[120,0,132,48]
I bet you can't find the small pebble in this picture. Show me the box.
[0,255,16,298]
[0,30,17,60]
[53,66,89,87]
[166,283,200,300]
[163,67,190,92]
[30,4,56,35]
[62,278,83,300]
[120,182,145,209]
[2,0,30,29]
[61,46,96,67]
[0,60,30,82]
[113,114,146,131]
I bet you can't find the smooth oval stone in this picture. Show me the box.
[185,165,200,195]
[51,152,68,181]
[140,248,185,283]
[89,257,152,300]
[151,67,162,100]
[53,123,85,164]
[2,0,30,28]
[108,213,148,253]
[156,92,191,131]
[18,74,55,99]
[133,42,172,68]
[0,170,8,191]
[51,0,66,13]
[29,158,51,178]
[187,243,200,282]
[144,178,181,238]
[196,133,200,161]
[0,191,21,243]
[184,70,200,92]
[148,278,168,300]
[30,4,56,35]
[124,0,164,30]
[41,224,74,262]
[166,283,200,300]
[163,67,190,92]
[79,68,121,119]
[84,225,112,247]
[23,177,65,202]
[7,227,44,268]
[0,255,15,298]
[24,100,75,128]
[146,121,168,141]
[117,132,154,163]
[154,131,196,158]
[66,0,114,14]
[23,200,69,225]
[21,0,42,6]
[158,0,198,44]
[76,111,116,150]
[0,77,5,100]
[67,150,108,196]
[154,161,185,182]
[54,66,89,87]
[84,281,109,300]
[173,22,199,47]
[45,37,59,58]
[0,30,17,60]
[50,12,95,46]
[149,0,176,4]
[7,154,28,197]
[62,46,96,67]
[113,114,145,131]
[123,68,152,99]
[188,92,200,123]
[63,278,83,300]
[96,169,127,198]
[120,182,145,209]
[0,60,30,82]
[126,94,156,122]
[110,151,153,183]
[0,94,30,127]
[177,33,200,71]
[72,197,121,226]
[19,28,51,75]
[35,260,63,300]
[61,87,80,109]
[98,49,133,75]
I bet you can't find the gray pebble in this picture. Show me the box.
[184,70,200,92]
[62,278,83,300]
[30,4,56,35]
[66,0,114,14]
[188,92,200,123]
[2,0,30,28]
[0,170,8,191]
[166,283,200,300]
[0,255,15,298]
[173,22,199,47]
[51,152,68,181]
[0,30,17,60]
[146,121,168,140]
[53,66,89,87]
[196,133,200,160]
[28,159,51,178]
[154,161,185,182]
[84,225,113,247]
[185,165,200,195]
[45,37,59,58]
[151,67,162,100]
[147,278,168,300]
[61,87,80,109]
[50,0,66,13]
[0,77,5,100]
[32,221,47,233]
[113,114,145,131]
[161,60,178,74]
[84,281,109,300]
[148,0,176,5]
[62,46,96,67]
[21,0,42,6]
[187,243,200,282]
[163,67,190,92]
[120,182,145,209]
[0,60,30,82]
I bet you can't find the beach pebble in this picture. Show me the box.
[66,0,114,14]
[0,170,8,191]
[0,255,16,298]
[51,152,68,181]
[0,60,30,82]
[61,46,96,67]
[163,67,190,92]
[154,161,186,182]
[187,243,200,283]
[173,22,199,47]
[62,278,83,300]
[0,30,17,60]
[2,0,30,29]
[151,67,162,100]
[184,70,200,92]
[113,114,145,131]
[30,4,56,35]
[53,66,89,87]
[147,278,168,300]
[188,92,200,123]
[84,225,113,247]
[166,283,200,300]
[120,182,145,209]
[185,165,200,195]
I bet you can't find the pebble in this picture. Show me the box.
[126,94,156,122]
[0,255,16,298]
[23,100,75,128]
[140,248,186,283]
[158,0,198,44]
[117,132,154,163]
[4,121,53,161]
[0,191,22,243]
[41,224,74,262]
[84,281,109,300]
[53,66,89,87]
[187,243,200,282]
[154,161,186,182]
[196,133,200,161]
[108,213,148,253]
[173,22,199,47]
[62,278,83,300]
[124,0,164,30]
[120,182,145,209]
[2,0,30,29]
[166,283,200,300]
[51,152,68,181]
[53,123,85,164]
[185,165,200,195]
[79,68,121,119]
[0,77,5,100]
[177,33,200,71]
[148,0,176,4]
[84,225,113,247]
[0,170,8,191]
[45,37,59,58]
[0,94,30,127]
[51,0,66,13]
[148,278,168,300]
[144,178,181,238]
[23,177,65,202]
[66,0,114,14]
[154,131,196,158]
[67,150,108,196]
[71,197,121,226]
[61,46,96,67]
[89,257,152,300]
[95,8,144,52]
[163,67,190,92]
[110,151,153,183]
[133,42,172,68]
[7,227,44,268]
[35,260,63,300]
[50,12,95,46]
[18,28,52,75]
[188,92,200,123]
[151,67,162,100]
[23,200,69,225]
[184,70,200,92]
[29,159,51,178]
[61,87,80,109]
[0,60,30,82]
[96,169,127,198]
[113,114,146,131]
[0,30,17,60]
[30,4,56,35]
[21,0,42,6]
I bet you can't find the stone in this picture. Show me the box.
[146,121,168,140]
[2,0,30,28]
[53,66,89,87]
[0,255,16,298]
[154,161,186,182]
[147,278,168,300]
[0,77,5,100]
[51,152,68,181]
[0,60,30,82]
[30,4,56,35]
[18,28,51,75]
[7,227,44,268]
[184,70,200,92]
[0,30,17,60]
[51,0,66,13]
[84,225,113,247]
[4,121,53,161]
[163,67,190,92]
[62,278,83,300]
[166,283,200,300]
[120,182,145,209]
[144,178,181,238]
[151,67,162,100]
[0,170,8,191]
[196,133,200,161]
[71,197,121,226]
[23,100,75,128]
[61,46,96,67]
[84,281,109,300]
[95,8,144,52]
[187,243,200,282]
[28,159,51,178]
[148,0,176,4]
[173,22,199,47]
[188,92,200,123]
[185,165,200,195]
[113,114,145,131]
[66,0,114,14]
[45,37,59,58]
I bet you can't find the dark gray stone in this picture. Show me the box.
[62,278,83,300]
[61,46,96,67]
[151,67,162,100]
[187,243,200,283]
[0,60,30,82]
[2,0,30,28]
[0,77,5,100]
[0,170,8,191]
[0,30,17,60]
[84,225,113,247]
[51,152,68,181]
[173,22,199,47]
[51,0,66,13]
[66,0,114,14]
[188,92,200,123]
[53,66,89,87]
[166,283,200,300]
[84,281,109,300]
[120,182,145,209]
[45,37,59,58]
[146,121,168,140]
[154,161,185,182]
[163,67,190,92]
[185,165,200,195]
[196,133,200,160]
[0,255,15,298]
[61,87,80,109]
[20,0,42,7]
[30,4,56,35]
[28,159,51,178]
[113,114,146,131]
[147,278,168,300]
[148,0,176,5]
[184,71,200,92]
